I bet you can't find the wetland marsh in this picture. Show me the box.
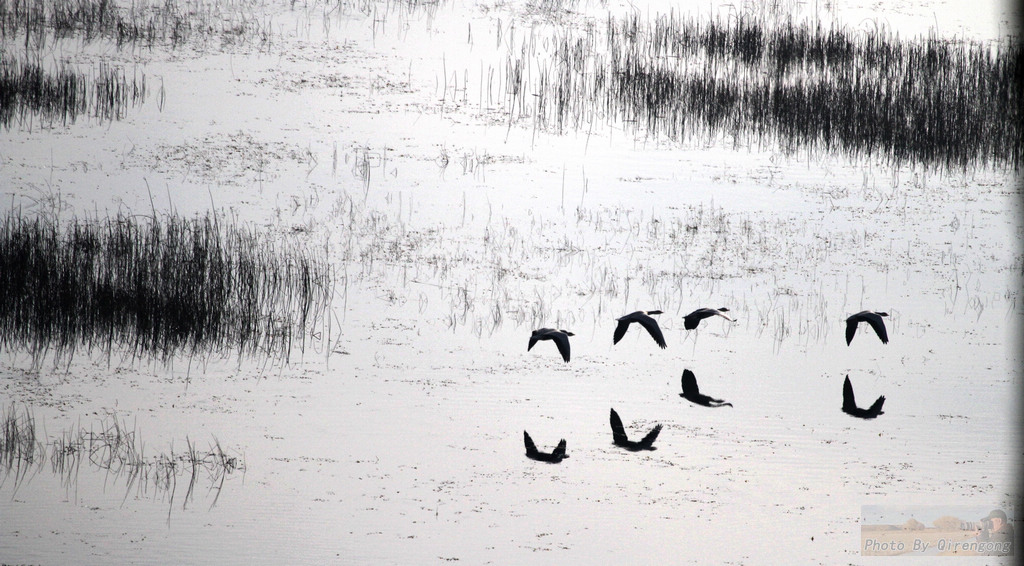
[1,0,1020,563]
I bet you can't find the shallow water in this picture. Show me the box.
[1,0,1020,564]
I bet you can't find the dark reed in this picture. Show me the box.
[0,57,147,129]
[505,11,1022,171]
[0,210,332,365]
[0,402,43,489]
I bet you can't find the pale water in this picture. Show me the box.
[1,0,1020,564]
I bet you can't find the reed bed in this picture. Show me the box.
[0,0,271,50]
[0,209,332,366]
[499,12,1023,171]
[0,57,146,128]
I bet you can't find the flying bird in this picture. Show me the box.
[842,375,885,419]
[613,310,667,349]
[609,408,662,451]
[845,311,889,345]
[523,431,568,463]
[683,307,734,330]
[528,328,574,362]
[679,369,732,407]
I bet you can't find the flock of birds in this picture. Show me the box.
[523,308,891,463]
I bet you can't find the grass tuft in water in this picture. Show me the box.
[3,404,244,514]
[0,57,147,129]
[0,209,332,366]
[0,402,45,490]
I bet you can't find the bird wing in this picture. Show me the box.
[842,375,857,411]
[552,331,571,362]
[868,395,886,415]
[866,313,889,344]
[683,311,701,330]
[845,318,858,346]
[639,424,662,449]
[609,409,628,444]
[612,319,630,345]
[524,431,538,456]
[528,333,539,351]
[681,369,699,395]
[552,439,567,458]
[636,314,667,348]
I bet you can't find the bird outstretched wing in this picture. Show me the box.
[612,319,630,345]
[866,314,889,344]
[609,408,628,444]
[842,375,857,412]
[868,395,886,415]
[683,312,701,330]
[637,314,667,348]
[551,332,571,362]
[523,431,539,456]
[552,439,567,459]
[639,424,662,449]
[681,369,699,395]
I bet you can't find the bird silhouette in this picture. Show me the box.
[842,375,885,419]
[528,328,574,362]
[523,431,568,463]
[845,311,889,345]
[679,369,732,407]
[613,310,667,349]
[683,307,734,330]
[609,408,662,451]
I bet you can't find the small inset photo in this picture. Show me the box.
[861,505,1015,557]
